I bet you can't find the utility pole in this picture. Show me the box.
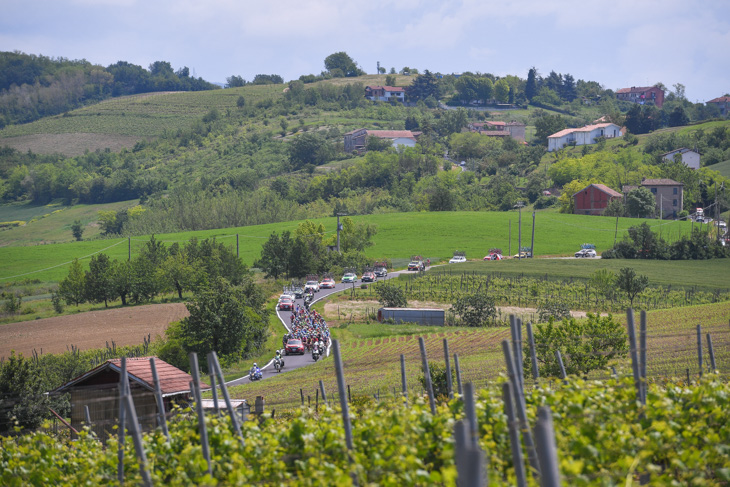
[530,211,536,258]
[336,213,347,253]
[515,202,525,260]
[508,220,511,257]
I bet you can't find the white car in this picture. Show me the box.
[304,280,320,293]
[449,255,467,264]
[575,249,597,258]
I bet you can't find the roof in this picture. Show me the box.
[661,148,699,157]
[478,130,510,136]
[707,96,730,103]
[616,86,663,94]
[641,178,683,186]
[365,130,416,140]
[548,123,618,139]
[573,183,622,199]
[52,357,207,397]
[365,85,405,92]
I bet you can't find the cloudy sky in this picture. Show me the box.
[2,0,728,102]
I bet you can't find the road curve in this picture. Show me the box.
[226,268,415,386]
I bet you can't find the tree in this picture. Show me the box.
[405,70,440,101]
[524,313,628,377]
[339,217,377,253]
[158,252,199,300]
[180,277,269,363]
[668,106,690,127]
[255,231,292,279]
[525,67,538,101]
[494,79,510,103]
[288,237,314,278]
[288,132,333,169]
[226,75,246,88]
[0,352,50,433]
[71,220,83,241]
[385,74,396,87]
[236,95,246,108]
[533,113,566,145]
[324,52,363,77]
[560,73,577,102]
[109,259,133,306]
[453,293,497,327]
[625,187,655,218]
[615,267,649,307]
[252,74,283,84]
[375,282,408,308]
[84,253,114,307]
[59,258,86,306]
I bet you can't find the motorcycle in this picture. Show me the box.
[274,357,284,372]
[249,368,262,381]
[312,348,320,362]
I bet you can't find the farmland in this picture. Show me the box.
[0,209,704,284]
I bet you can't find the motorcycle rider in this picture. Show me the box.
[274,350,283,368]
[250,362,261,379]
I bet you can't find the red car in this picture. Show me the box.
[278,298,294,311]
[484,253,503,261]
[285,339,305,355]
[319,278,336,289]
[361,271,376,282]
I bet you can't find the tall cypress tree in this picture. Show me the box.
[525,67,538,101]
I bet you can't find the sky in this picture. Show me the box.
[2,0,729,103]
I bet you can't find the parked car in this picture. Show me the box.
[341,272,358,283]
[512,251,532,259]
[484,252,503,261]
[575,249,597,258]
[285,339,305,355]
[278,297,294,311]
[361,271,376,282]
[449,255,467,264]
[304,280,320,293]
[319,278,336,289]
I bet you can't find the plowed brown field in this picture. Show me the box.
[0,303,188,359]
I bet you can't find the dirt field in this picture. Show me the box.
[0,133,142,157]
[0,303,188,359]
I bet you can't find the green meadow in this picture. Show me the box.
[0,210,702,285]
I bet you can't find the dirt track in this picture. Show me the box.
[0,303,189,359]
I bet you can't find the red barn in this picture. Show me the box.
[573,183,622,215]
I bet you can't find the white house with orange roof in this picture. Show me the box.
[344,128,418,153]
[547,123,622,151]
[365,85,405,103]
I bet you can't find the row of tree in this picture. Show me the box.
[602,222,729,260]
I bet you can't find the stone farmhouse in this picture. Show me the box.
[705,96,730,117]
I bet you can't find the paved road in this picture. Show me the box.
[226,268,416,386]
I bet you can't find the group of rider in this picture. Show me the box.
[251,297,331,379]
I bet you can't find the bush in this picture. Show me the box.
[534,195,558,209]
[452,293,497,327]
[374,282,408,308]
[419,362,456,399]
[537,300,570,322]
[2,292,22,314]
[51,291,65,314]
[524,313,628,377]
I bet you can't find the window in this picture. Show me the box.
[673,187,678,194]
[673,199,678,206]
[651,188,657,194]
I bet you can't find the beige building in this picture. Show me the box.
[624,178,684,219]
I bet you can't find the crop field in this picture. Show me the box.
[0,210,701,286]
[225,301,730,411]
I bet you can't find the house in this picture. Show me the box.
[344,128,418,153]
[51,357,205,440]
[365,85,405,103]
[640,178,683,219]
[615,86,665,108]
[547,123,622,151]
[661,148,700,170]
[573,183,623,215]
[705,96,730,117]
[468,121,526,141]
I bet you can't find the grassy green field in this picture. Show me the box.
[709,159,730,178]
[0,200,139,247]
[0,210,700,285]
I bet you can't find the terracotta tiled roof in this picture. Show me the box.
[641,178,683,186]
[365,85,405,92]
[52,357,207,397]
[478,130,510,136]
[616,86,659,94]
[707,96,730,103]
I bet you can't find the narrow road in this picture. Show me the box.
[226,267,418,385]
